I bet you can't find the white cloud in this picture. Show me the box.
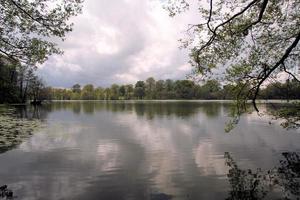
[95,26,121,55]
[177,64,190,72]
[38,0,199,87]
[114,73,138,83]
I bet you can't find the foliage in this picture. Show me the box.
[0,0,83,65]
[174,80,195,99]
[72,84,81,93]
[267,102,300,129]
[145,77,156,99]
[225,152,300,199]
[134,81,146,99]
[48,77,299,102]
[195,79,221,99]
[0,57,19,103]
[0,0,83,104]
[0,56,46,103]
[81,84,95,100]
[166,0,300,113]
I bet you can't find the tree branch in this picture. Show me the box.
[195,0,259,54]
[0,49,18,63]
[252,31,300,112]
[242,0,269,31]
[283,63,300,83]
[7,0,56,33]
[207,0,214,33]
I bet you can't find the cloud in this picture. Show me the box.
[38,0,197,87]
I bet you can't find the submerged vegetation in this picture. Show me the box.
[0,0,299,199]
[0,107,41,153]
[0,0,299,131]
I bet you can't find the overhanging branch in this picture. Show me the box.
[252,31,300,112]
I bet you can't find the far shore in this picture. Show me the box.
[1,99,299,106]
[47,99,300,103]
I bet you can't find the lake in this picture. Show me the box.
[0,101,299,200]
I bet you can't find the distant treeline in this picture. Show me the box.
[1,52,299,103]
[48,77,300,101]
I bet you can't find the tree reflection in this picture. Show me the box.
[225,152,300,200]
[72,102,81,114]
[278,152,300,198]
[199,102,222,118]
[150,193,173,200]
[46,101,224,119]
[82,102,95,114]
[14,105,48,120]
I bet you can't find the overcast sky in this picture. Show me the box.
[37,0,201,88]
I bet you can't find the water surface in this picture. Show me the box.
[0,101,299,200]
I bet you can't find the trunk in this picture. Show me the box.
[19,76,23,101]
[21,82,28,103]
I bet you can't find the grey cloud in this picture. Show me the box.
[38,0,195,88]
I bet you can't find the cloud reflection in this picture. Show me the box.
[1,102,300,200]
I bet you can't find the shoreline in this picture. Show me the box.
[0,99,298,106]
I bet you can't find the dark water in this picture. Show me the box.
[0,101,300,200]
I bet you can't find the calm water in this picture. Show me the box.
[0,101,300,200]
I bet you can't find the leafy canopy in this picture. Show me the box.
[0,0,83,65]
[166,0,300,112]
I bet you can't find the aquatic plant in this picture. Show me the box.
[0,107,41,153]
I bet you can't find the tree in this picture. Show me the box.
[81,84,94,100]
[0,0,83,65]
[19,65,38,103]
[164,79,176,99]
[94,87,105,100]
[198,80,221,99]
[174,80,195,99]
[134,81,146,99]
[28,75,44,102]
[0,56,19,103]
[221,84,236,100]
[145,77,156,99]
[104,88,111,100]
[72,84,81,93]
[110,84,120,100]
[17,64,29,103]
[166,0,300,112]
[43,78,299,103]
[155,80,165,99]
[0,0,83,104]
[119,85,126,99]
[0,55,44,103]
[125,84,134,100]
